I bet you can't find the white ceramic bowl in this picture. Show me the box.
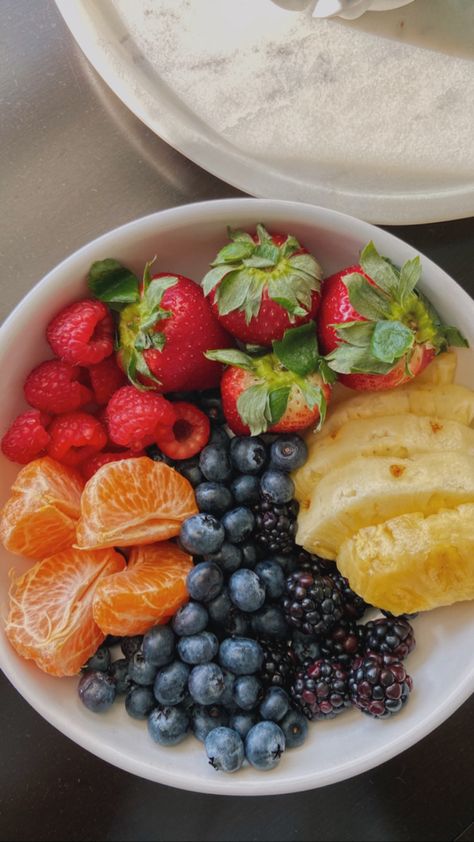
[1,198,473,795]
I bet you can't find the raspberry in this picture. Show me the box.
[46,299,114,366]
[154,401,210,459]
[47,412,107,466]
[88,357,126,405]
[24,360,92,414]
[1,410,51,464]
[106,386,176,451]
[80,449,144,481]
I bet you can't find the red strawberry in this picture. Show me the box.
[318,242,468,391]
[206,322,333,436]
[154,402,210,460]
[202,225,323,346]
[87,258,232,392]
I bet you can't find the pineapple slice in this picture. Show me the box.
[414,351,457,385]
[294,414,474,502]
[296,451,474,560]
[337,504,474,614]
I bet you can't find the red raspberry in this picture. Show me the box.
[47,412,107,467]
[88,357,127,405]
[1,410,51,464]
[46,299,114,366]
[80,449,144,481]
[24,359,93,414]
[106,386,176,451]
[155,402,210,459]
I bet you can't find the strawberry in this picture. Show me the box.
[206,322,333,436]
[88,259,233,393]
[318,242,468,391]
[202,225,323,346]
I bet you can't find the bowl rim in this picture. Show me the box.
[1,197,473,795]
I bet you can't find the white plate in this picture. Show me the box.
[55,0,474,225]
[0,198,473,795]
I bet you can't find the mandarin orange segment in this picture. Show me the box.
[0,457,84,559]
[5,547,125,677]
[93,541,193,636]
[75,458,198,550]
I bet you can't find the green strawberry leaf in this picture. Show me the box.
[202,264,236,297]
[280,235,301,258]
[237,383,272,436]
[297,381,327,430]
[88,259,140,306]
[326,343,394,375]
[150,331,166,351]
[441,325,469,348]
[243,256,276,269]
[398,256,422,303]
[204,348,255,371]
[343,273,391,321]
[228,227,254,244]
[359,242,400,296]
[268,386,291,425]
[268,272,316,316]
[333,320,375,347]
[211,241,254,266]
[288,252,323,281]
[215,270,254,316]
[270,297,307,318]
[144,276,177,311]
[243,276,265,324]
[318,358,338,386]
[256,224,272,244]
[273,322,319,377]
[253,242,281,264]
[370,320,414,364]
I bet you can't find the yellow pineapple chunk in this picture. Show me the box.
[296,451,474,560]
[337,504,474,614]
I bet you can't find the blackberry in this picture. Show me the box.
[349,653,413,718]
[282,570,344,636]
[291,630,321,668]
[259,639,296,692]
[291,659,350,720]
[320,620,364,668]
[253,495,299,556]
[363,617,416,661]
[297,552,368,622]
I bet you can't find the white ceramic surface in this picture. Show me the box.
[55,0,474,225]
[0,198,473,795]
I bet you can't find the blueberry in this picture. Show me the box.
[127,652,158,686]
[245,721,286,770]
[254,560,286,600]
[230,437,267,475]
[192,705,229,742]
[240,542,258,569]
[177,631,219,665]
[229,711,259,740]
[259,687,290,722]
[199,445,232,483]
[82,645,111,673]
[125,685,156,719]
[229,569,266,613]
[180,514,225,555]
[270,435,308,472]
[230,474,260,506]
[195,482,233,515]
[153,660,190,706]
[110,658,132,694]
[142,625,175,667]
[78,671,116,713]
[222,507,255,544]
[260,470,295,504]
[251,605,289,639]
[225,610,252,638]
[205,727,245,773]
[120,635,143,660]
[208,425,230,448]
[233,675,264,711]
[186,561,224,602]
[219,637,263,676]
[176,459,203,487]
[172,602,209,637]
[205,542,242,573]
[279,709,308,748]
[188,663,225,705]
[148,705,189,746]
[207,588,233,627]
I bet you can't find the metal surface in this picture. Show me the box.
[0,1,473,840]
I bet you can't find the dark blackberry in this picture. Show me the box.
[381,610,419,620]
[349,653,413,718]
[297,552,368,621]
[259,639,296,692]
[291,630,321,668]
[320,619,364,668]
[282,569,344,636]
[291,659,350,720]
[363,617,416,661]
[253,495,299,556]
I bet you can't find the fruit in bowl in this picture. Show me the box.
[0,199,473,795]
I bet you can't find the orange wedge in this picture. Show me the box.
[75,457,198,550]
[93,541,193,636]
[0,457,84,559]
[5,546,125,676]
